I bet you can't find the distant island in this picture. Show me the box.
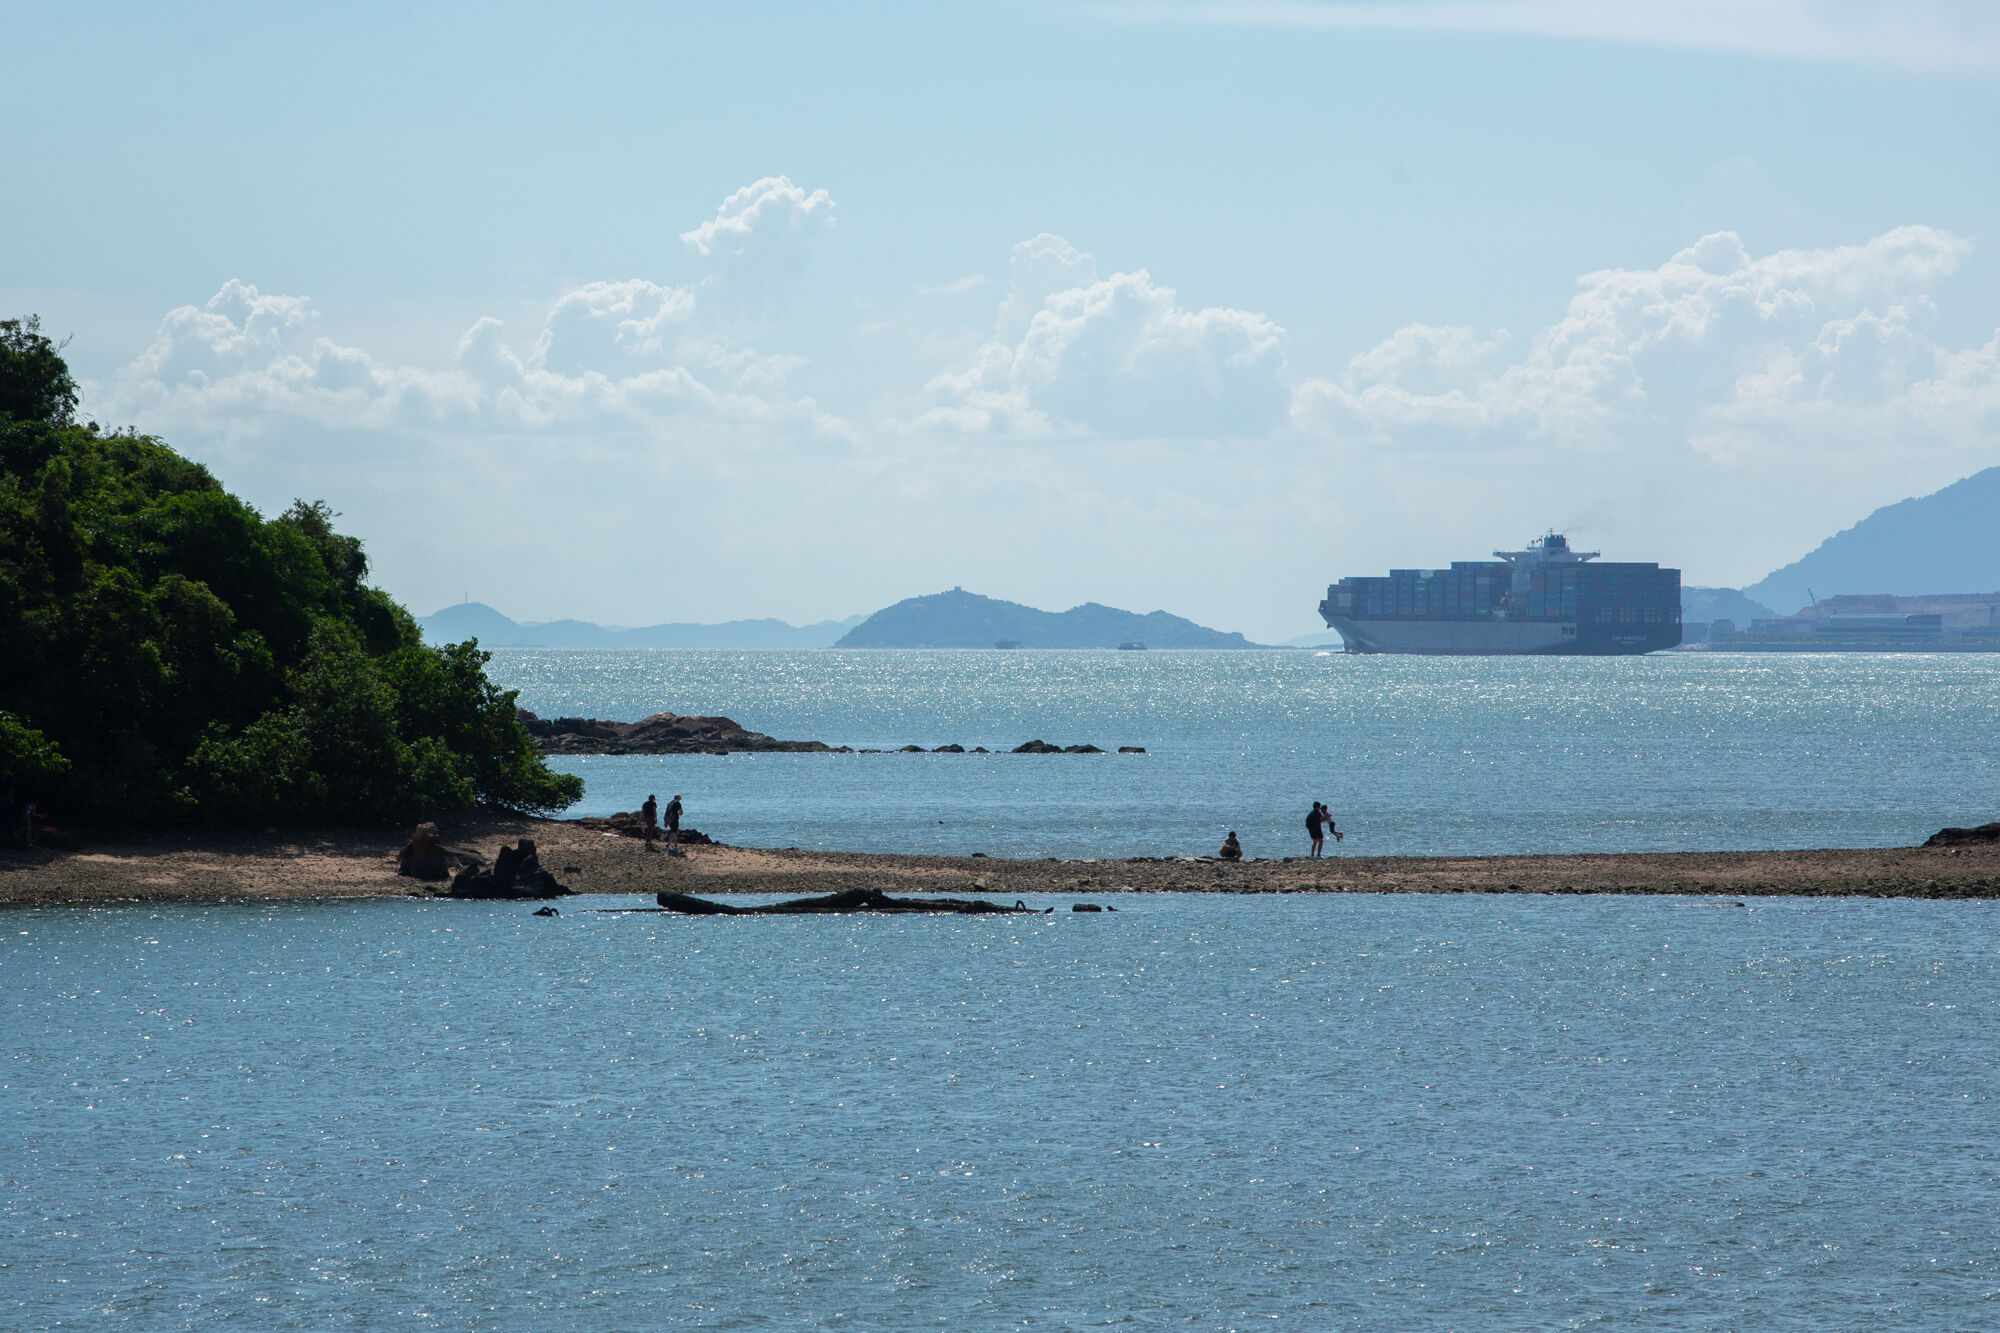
[1731,466,2000,617]
[835,588,1263,649]
[1681,586,1777,626]
[1666,466,2000,641]
[425,589,1263,650]
[419,603,865,650]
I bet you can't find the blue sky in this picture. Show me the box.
[5,1,1998,637]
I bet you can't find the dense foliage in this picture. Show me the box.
[0,319,582,824]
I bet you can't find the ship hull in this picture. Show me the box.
[1327,617,1679,656]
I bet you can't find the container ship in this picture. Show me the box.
[1318,534,1681,655]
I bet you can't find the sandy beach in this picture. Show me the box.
[3,813,1997,906]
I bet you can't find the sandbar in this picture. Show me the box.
[3,814,1996,906]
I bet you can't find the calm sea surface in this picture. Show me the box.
[7,895,1997,1329]
[10,651,1999,1329]
[490,649,2000,858]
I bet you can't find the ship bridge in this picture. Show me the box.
[1494,533,1599,605]
[1495,533,1599,566]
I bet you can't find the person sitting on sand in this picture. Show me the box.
[1219,831,1243,861]
[664,794,683,854]
[1307,802,1326,858]
[640,794,659,851]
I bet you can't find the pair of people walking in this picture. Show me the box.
[639,793,683,854]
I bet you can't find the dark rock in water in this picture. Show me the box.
[396,821,488,880]
[1924,821,2000,847]
[971,747,990,753]
[1118,746,1147,754]
[1063,744,1105,754]
[519,708,833,756]
[899,744,928,753]
[451,839,573,899]
[1013,739,1063,754]
[1072,903,1103,912]
[933,743,965,753]
[656,887,1032,915]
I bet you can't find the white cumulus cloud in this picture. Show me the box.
[1293,226,1998,468]
[96,180,850,445]
[679,176,836,313]
[919,234,1290,438]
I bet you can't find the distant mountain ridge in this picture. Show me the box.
[420,603,864,650]
[836,588,1262,648]
[1745,466,2000,616]
[1681,586,1776,625]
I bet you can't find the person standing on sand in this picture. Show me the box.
[665,794,683,854]
[1307,802,1326,858]
[640,794,659,852]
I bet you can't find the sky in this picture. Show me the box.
[5,0,1998,639]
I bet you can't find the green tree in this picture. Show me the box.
[0,316,80,426]
[0,321,582,825]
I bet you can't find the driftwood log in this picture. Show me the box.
[656,887,1035,915]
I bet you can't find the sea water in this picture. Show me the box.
[7,895,1997,1329]
[490,649,2000,858]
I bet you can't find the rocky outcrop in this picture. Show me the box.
[656,887,1031,915]
[520,709,833,755]
[396,822,488,881]
[520,711,1136,756]
[1924,822,2000,847]
[574,813,717,845]
[449,839,572,899]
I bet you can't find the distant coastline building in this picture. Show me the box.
[1707,594,1999,651]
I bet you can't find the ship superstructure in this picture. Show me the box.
[1318,534,1680,655]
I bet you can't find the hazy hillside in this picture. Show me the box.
[1681,586,1777,625]
[420,603,864,649]
[1745,467,2000,615]
[836,589,1261,648]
